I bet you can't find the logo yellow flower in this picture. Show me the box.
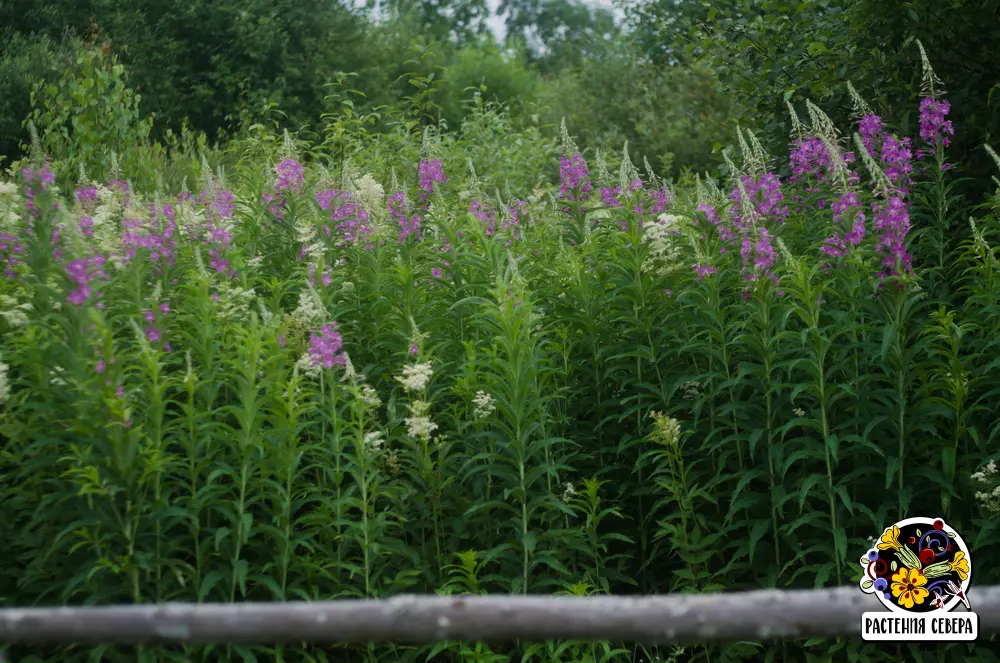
[891,567,929,609]
[949,551,970,581]
[878,525,902,551]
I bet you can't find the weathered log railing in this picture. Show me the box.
[0,586,998,646]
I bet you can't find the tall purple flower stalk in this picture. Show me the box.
[873,195,912,280]
[859,115,884,157]
[66,255,108,306]
[308,323,346,369]
[0,232,23,279]
[316,189,373,248]
[418,159,447,208]
[821,191,866,259]
[918,97,954,147]
[120,205,179,274]
[391,191,421,243]
[264,158,305,219]
[470,201,496,235]
[558,153,592,219]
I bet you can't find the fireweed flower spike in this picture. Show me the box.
[418,159,446,209]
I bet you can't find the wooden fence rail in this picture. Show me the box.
[1,586,999,646]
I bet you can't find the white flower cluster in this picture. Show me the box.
[642,214,684,276]
[561,482,576,503]
[972,459,1000,515]
[175,198,208,241]
[0,295,32,328]
[679,380,702,400]
[396,362,433,392]
[214,283,257,323]
[649,411,682,448]
[360,384,382,408]
[80,184,126,256]
[291,288,326,327]
[351,174,385,220]
[793,407,806,418]
[0,181,19,231]
[295,352,321,378]
[405,399,438,439]
[0,354,10,404]
[363,430,385,455]
[472,390,496,419]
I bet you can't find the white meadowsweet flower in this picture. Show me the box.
[363,430,385,454]
[405,399,438,439]
[360,384,382,408]
[0,181,18,197]
[649,411,682,447]
[472,390,496,419]
[0,356,10,403]
[642,213,683,275]
[295,352,321,378]
[680,380,702,400]
[295,217,318,244]
[49,365,67,387]
[793,407,806,418]
[215,284,257,322]
[352,174,386,218]
[0,296,31,328]
[562,482,576,503]
[396,362,434,392]
[291,288,326,326]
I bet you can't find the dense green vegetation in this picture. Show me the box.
[2,1,1000,662]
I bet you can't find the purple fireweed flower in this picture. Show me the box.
[308,264,333,288]
[859,114,884,156]
[695,202,721,227]
[409,343,418,356]
[145,326,162,343]
[308,323,346,369]
[470,201,496,235]
[66,255,108,305]
[558,153,593,215]
[76,186,99,212]
[693,263,717,282]
[880,135,913,195]
[418,159,447,208]
[119,205,178,273]
[0,231,24,278]
[789,136,854,195]
[821,191,867,259]
[600,185,622,209]
[316,190,373,248]
[275,159,305,193]
[873,195,912,279]
[198,186,235,222]
[919,97,954,147]
[649,187,670,213]
[729,173,790,228]
[391,191,421,243]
